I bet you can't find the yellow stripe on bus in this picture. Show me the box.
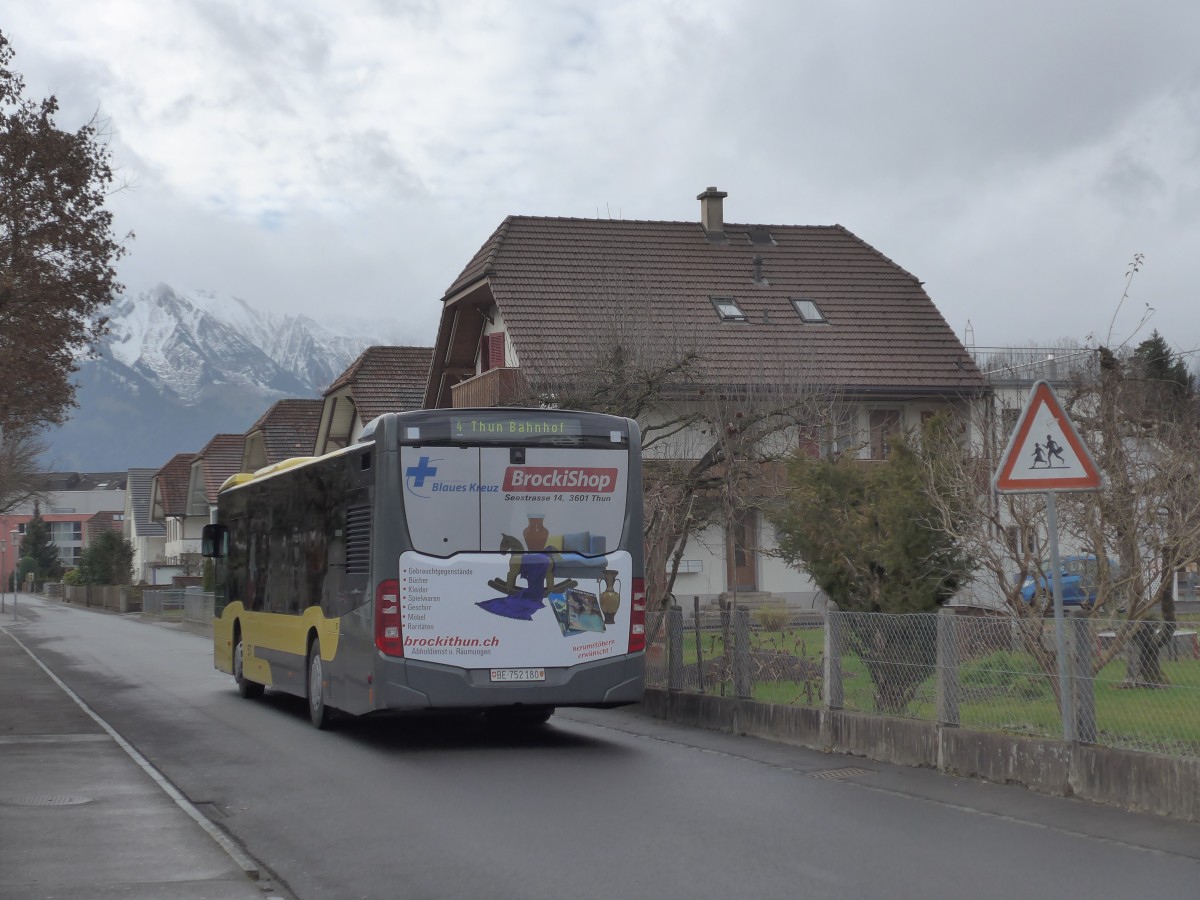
[214,602,341,686]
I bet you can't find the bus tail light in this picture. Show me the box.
[628,577,646,653]
[375,579,404,657]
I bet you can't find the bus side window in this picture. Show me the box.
[201,524,227,558]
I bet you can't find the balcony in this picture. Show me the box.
[450,367,526,408]
[969,347,1099,386]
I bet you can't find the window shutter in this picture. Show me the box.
[481,332,505,371]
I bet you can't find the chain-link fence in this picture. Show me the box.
[647,604,1200,760]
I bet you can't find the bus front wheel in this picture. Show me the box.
[307,639,333,730]
[233,635,264,700]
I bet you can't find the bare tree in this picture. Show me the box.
[0,425,46,514]
[917,341,1200,691]
[511,301,831,616]
[1056,343,1200,685]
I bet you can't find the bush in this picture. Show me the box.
[756,603,791,631]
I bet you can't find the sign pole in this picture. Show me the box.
[994,380,1101,745]
[1044,492,1074,742]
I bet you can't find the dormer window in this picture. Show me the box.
[712,297,747,322]
[791,298,827,324]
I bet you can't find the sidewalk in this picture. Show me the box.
[0,606,277,900]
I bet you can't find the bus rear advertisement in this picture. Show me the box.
[203,408,645,729]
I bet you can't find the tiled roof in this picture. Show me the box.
[325,346,434,421]
[197,434,246,503]
[439,214,986,396]
[154,454,196,518]
[86,511,123,538]
[126,468,165,536]
[36,471,129,492]
[246,399,323,464]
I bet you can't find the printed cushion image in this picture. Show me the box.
[549,531,608,581]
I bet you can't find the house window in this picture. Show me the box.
[791,299,827,323]
[711,297,747,322]
[480,332,506,372]
[800,410,858,459]
[50,521,83,544]
[869,410,902,460]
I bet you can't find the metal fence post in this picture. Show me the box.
[734,606,751,699]
[824,610,843,710]
[936,608,960,726]
[1070,613,1097,743]
[667,604,684,692]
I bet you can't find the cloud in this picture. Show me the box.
[4,0,1200,356]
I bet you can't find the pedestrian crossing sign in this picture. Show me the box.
[993,380,1102,494]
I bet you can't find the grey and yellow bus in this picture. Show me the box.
[202,408,645,728]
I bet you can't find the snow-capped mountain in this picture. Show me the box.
[104,285,389,401]
[41,285,411,471]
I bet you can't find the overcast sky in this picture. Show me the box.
[5,0,1199,359]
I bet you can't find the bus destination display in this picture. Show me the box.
[452,415,583,441]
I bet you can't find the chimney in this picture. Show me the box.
[698,186,728,236]
[752,255,766,285]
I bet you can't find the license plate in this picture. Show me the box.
[489,668,546,682]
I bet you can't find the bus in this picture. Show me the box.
[202,407,645,729]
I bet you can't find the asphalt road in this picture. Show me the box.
[12,595,1200,900]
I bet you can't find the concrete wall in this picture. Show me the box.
[641,688,1200,823]
[60,584,137,612]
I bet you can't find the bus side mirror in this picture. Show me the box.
[201,524,227,559]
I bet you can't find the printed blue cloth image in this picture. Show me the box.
[476,554,550,620]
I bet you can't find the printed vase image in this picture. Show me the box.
[523,515,549,551]
[599,569,621,624]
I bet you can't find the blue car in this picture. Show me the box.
[1020,555,1115,610]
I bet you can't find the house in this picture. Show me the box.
[968,342,1099,443]
[424,187,990,607]
[148,453,199,578]
[124,468,168,584]
[187,433,246,522]
[0,472,128,581]
[314,345,434,455]
[241,398,324,472]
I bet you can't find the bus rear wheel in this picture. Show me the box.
[233,635,264,700]
[307,639,333,730]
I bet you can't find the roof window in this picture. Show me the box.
[711,297,747,322]
[791,299,827,324]
[747,225,776,246]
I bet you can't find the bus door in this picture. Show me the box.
[397,442,635,670]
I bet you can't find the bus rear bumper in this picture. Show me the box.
[377,654,644,711]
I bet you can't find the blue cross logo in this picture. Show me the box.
[406,456,438,487]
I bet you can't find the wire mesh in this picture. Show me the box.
[1079,617,1200,758]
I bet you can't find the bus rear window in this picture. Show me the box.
[399,445,631,557]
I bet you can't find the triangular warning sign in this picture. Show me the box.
[994,380,1102,493]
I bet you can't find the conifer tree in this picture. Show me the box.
[78,530,133,585]
[20,501,63,580]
